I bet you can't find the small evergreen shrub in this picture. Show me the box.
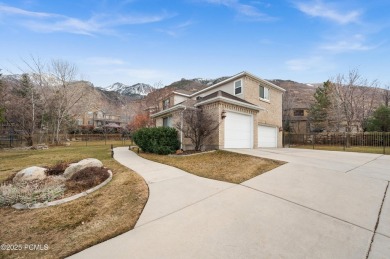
[133,127,180,155]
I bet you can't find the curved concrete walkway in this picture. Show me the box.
[70,147,389,259]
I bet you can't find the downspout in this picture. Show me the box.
[180,107,187,150]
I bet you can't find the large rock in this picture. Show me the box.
[13,166,47,183]
[63,158,103,179]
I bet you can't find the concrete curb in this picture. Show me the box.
[12,170,113,210]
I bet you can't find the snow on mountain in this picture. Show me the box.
[191,77,229,86]
[106,82,154,96]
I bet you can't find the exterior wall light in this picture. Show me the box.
[221,110,226,119]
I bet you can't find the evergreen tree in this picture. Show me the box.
[308,80,332,132]
[366,105,390,132]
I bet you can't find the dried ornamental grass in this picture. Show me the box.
[0,179,65,207]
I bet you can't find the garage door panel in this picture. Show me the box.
[258,126,277,148]
[225,112,252,149]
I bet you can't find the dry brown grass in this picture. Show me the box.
[140,150,284,184]
[0,141,148,259]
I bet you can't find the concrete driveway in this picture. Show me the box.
[70,148,389,259]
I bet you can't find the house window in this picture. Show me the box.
[163,99,170,110]
[294,109,304,116]
[163,116,172,127]
[234,80,242,95]
[259,85,269,100]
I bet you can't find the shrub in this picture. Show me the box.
[66,167,109,193]
[133,127,180,155]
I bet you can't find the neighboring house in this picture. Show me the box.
[283,104,310,134]
[150,71,285,150]
[76,110,123,128]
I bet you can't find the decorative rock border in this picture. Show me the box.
[12,170,113,210]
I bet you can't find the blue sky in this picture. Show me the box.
[1,0,389,87]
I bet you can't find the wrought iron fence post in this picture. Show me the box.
[383,132,385,155]
[312,134,315,149]
[343,132,346,151]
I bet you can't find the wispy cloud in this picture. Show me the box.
[294,0,361,24]
[320,34,382,53]
[203,0,276,21]
[0,3,56,18]
[0,3,173,36]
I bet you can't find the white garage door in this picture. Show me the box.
[258,126,277,147]
[224,112,252,148]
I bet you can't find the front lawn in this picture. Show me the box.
[0,141,148,259]
[139,150,284,184]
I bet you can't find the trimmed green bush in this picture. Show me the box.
[133,127,180,155]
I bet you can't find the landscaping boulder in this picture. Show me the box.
[13,166,47,183]
[31,144,49,150]
[63,158,103,179]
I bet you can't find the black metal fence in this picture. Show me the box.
[284,132,390,154]
[0,133,131,148]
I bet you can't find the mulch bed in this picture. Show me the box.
[172,150,216,156]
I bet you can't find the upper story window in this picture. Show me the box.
[259,85,269,101]
[234,80,242,95]
[163,99,170,110]
[294,109,304,116]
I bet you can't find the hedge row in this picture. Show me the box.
[133,127,180,155]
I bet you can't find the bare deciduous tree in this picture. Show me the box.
[175,108,220,151]
[383,84,390,107]
[3,73,42,145]
[330,69,379,132]
[45,59,88,143]
[282,88,296,132]
[0,70,6,123]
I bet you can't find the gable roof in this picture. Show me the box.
[199,90,255,106]
[191,71,285,97]
[151,90,262,118]
[150,99,197,118]
[195,90,262,111]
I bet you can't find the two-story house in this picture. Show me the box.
[150,71,285,150]
[75,110,123,128]
[283,104,311,134]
